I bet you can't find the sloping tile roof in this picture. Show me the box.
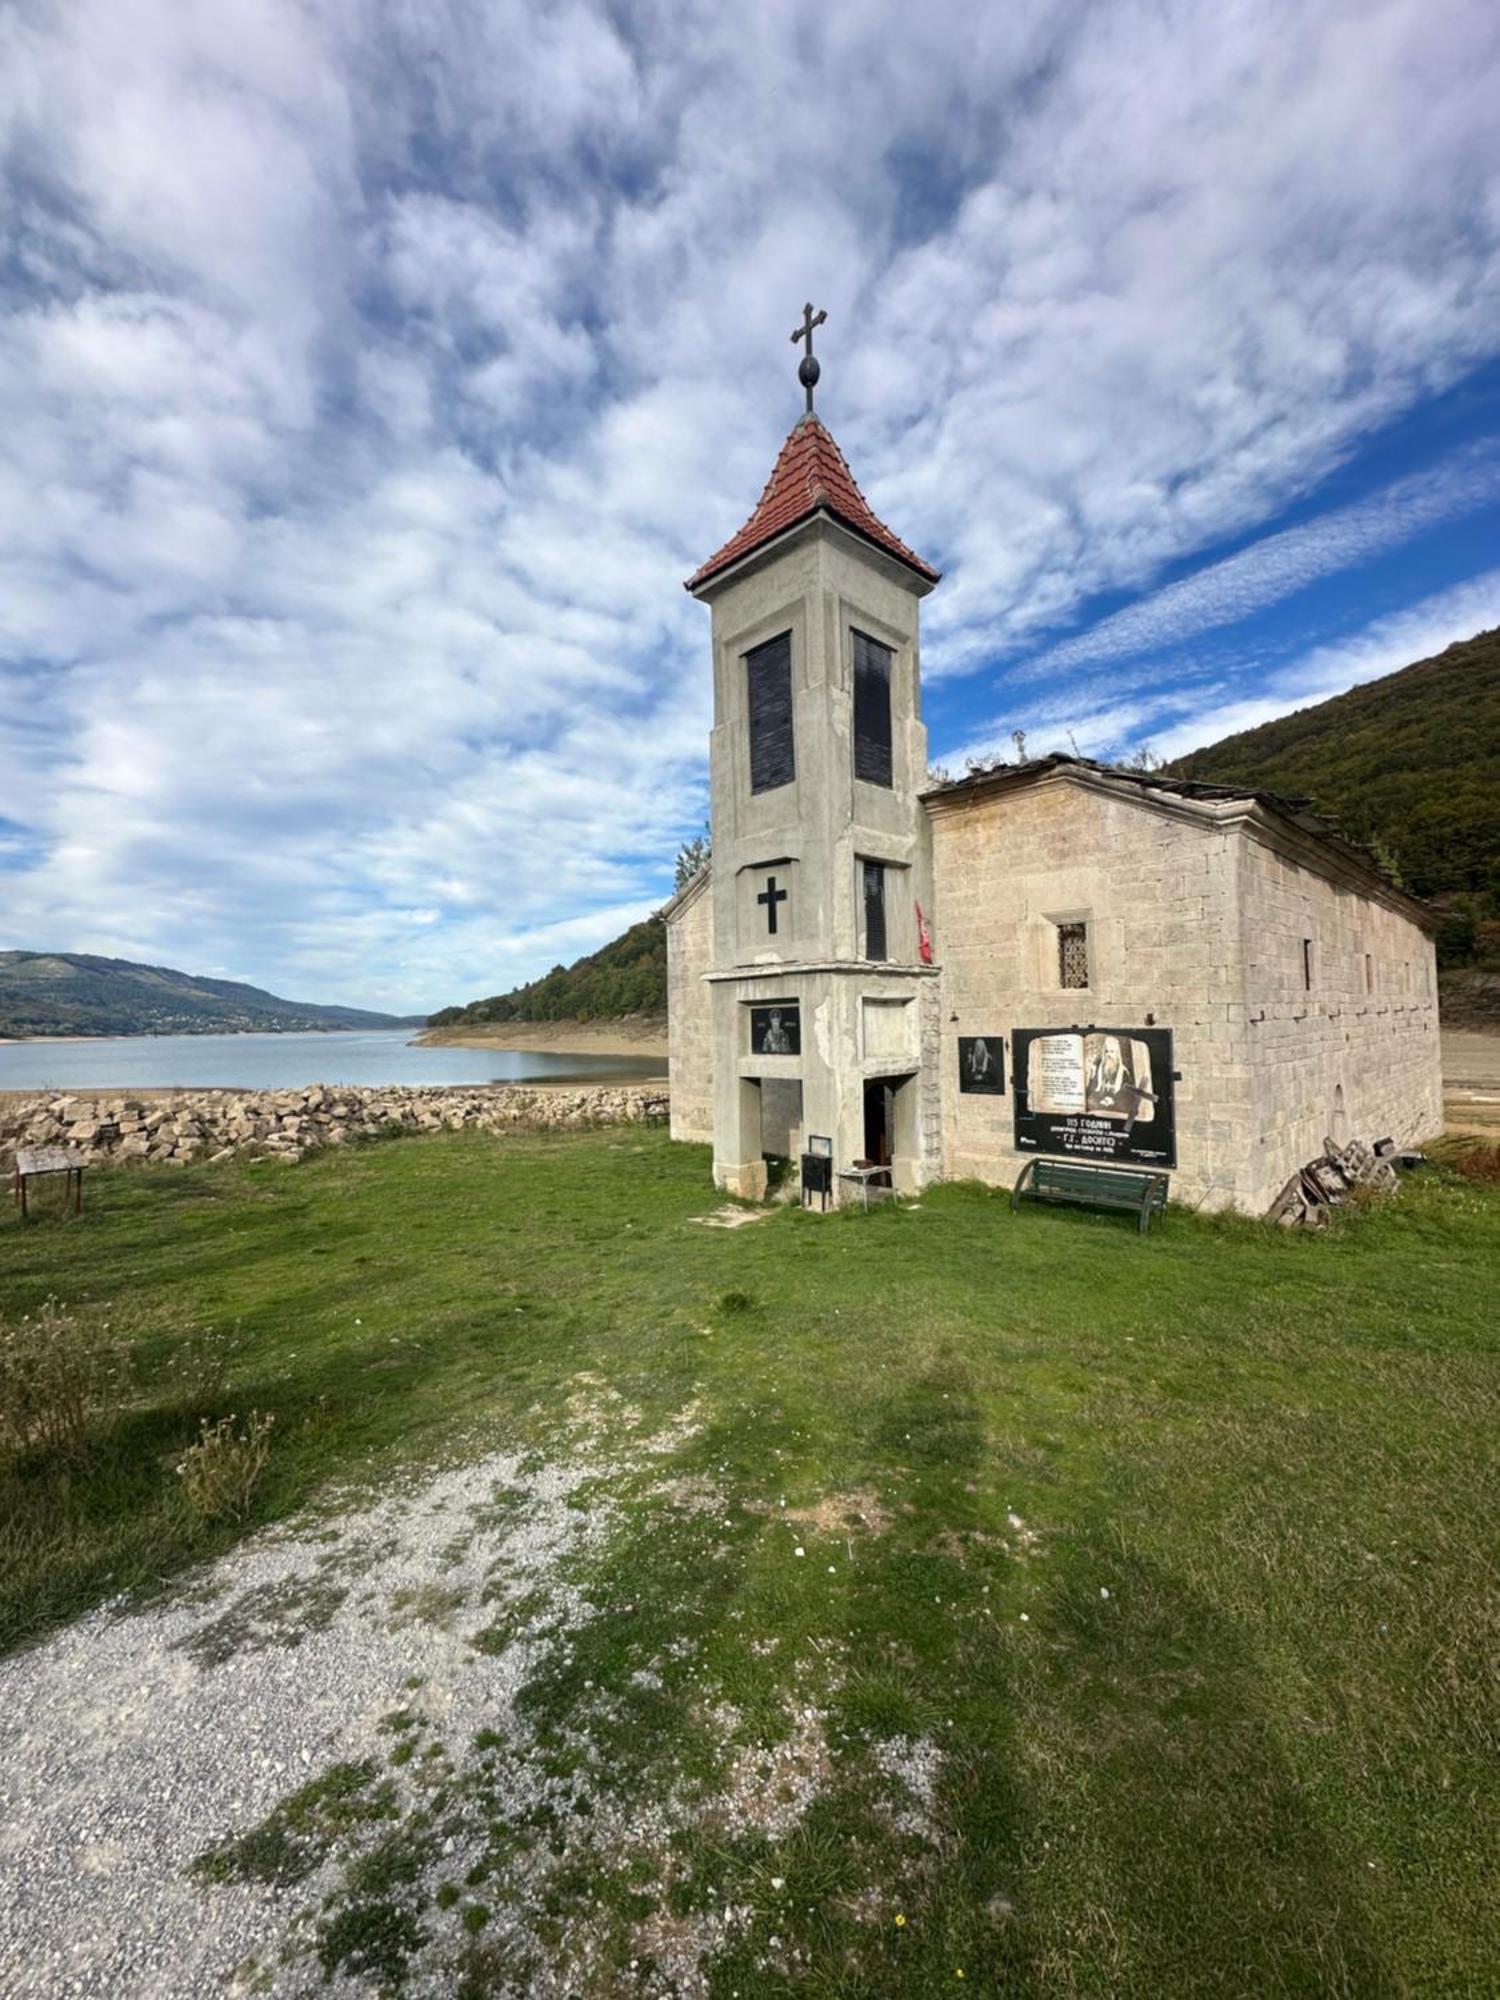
[685,415,940,592]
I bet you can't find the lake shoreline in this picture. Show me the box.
[0,1025,666,1096]
[414,1017,668,1058]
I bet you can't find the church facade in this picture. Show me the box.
[664,375,1442,1216]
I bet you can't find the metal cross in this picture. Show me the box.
[757,874,789,935]
[790,302,827,415]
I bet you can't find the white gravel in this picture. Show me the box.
[0,1444,609,1998]
[1,1398,939,1998]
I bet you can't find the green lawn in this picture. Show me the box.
[2,1131,1496,1996]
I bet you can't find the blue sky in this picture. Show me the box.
[1,0,1498,1013]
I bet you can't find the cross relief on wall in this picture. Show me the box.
[757,874,788,934]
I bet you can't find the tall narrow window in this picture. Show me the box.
[1058,921,1089,989]
[746,632,794,793]
[1364,953,1374,994]
[1302,938,1314,990]
[852,630,894,787]
[863,861,887,961]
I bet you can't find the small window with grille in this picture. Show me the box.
[1057,921,1090,989]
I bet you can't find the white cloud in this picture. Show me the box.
[1012,444,1500,680]
[947,572,1500,773]
[1139,570,1500,763]
[0,0,1497,1008]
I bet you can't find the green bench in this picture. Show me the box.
[1011,1157,1169,1234]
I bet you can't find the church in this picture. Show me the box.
[663,315,1443,1216]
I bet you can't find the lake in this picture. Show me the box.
[0,1029,666,1094]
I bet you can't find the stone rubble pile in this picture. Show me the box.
[1267,1134,1422,1228]
[0,1082,670,1171]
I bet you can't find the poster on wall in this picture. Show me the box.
[958,1036,1005,1095]
[1012,1026,1175,1167]
[750,1004,800,1056]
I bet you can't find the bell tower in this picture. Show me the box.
[684,310,942,1200]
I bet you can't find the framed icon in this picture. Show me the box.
[958,1035,1004,1095]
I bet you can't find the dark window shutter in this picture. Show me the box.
[852,631,894,787]
[863,861,887,961]
[746,633,795,793]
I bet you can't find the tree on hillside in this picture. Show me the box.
[674,824,711,890]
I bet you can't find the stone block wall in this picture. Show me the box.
[927,772,1443,1214]
[666,873,715,1143]
[1238,839,1442,1209]
[0,1081,670,1173]
[930,778,1254,1209]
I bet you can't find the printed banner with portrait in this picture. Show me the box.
[957,1035,1005,1095]
[1012,1026,1175,1167]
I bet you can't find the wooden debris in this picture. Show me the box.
[1267,1134,1404,1228]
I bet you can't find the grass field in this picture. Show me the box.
[2,1130,1496,1996]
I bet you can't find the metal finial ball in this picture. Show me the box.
[798,354,821,390]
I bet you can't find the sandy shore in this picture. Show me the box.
[1441,1029,1500,1137]
[414,1018,668,1059]
[0,1035,98,1044]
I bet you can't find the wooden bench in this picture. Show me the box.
[1011,1157,1168,1234]
[11,1146,87,1220]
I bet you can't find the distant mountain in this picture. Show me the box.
[0,953,425,1039]
[1166,625,1500,968]
[428,916,667,1028]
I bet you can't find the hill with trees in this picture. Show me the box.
[1166,625,1499,979]
[0,953,423,1039]
[426,915,668,1028]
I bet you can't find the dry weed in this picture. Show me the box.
[176,1411,275,1522]
[0,1298,125,1460]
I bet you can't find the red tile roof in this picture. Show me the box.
[685,415,940,592]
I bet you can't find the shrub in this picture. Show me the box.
[0,1299,124,1461]
[176,1410,275,1522]
[1436,1136,1500,1186]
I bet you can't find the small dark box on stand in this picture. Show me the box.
[801,1136,833,1209]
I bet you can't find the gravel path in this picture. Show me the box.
[0,1445,608,1997]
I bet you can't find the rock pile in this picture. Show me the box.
[1267,1134,1419,1228]
[0,1082,670,1171]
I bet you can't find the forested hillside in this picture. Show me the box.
[1168,625,1500,966]
[428,915,667,1027]
[0,953,421,1039]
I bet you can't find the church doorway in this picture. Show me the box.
[863,1078,892,1170]
[862,1073,920,1193]
[863,1074,917,1175]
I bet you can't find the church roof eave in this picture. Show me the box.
[660,863,712,923]
[686,507,938,600]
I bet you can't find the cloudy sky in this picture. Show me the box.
[2,0,1498,1013]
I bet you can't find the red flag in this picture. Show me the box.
[916,900,933,964]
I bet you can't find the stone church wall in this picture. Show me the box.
[928,777,1257,1211]
[927,774,1442,1215]
[666,874,715,1143]
[1236,839,1442,1211]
